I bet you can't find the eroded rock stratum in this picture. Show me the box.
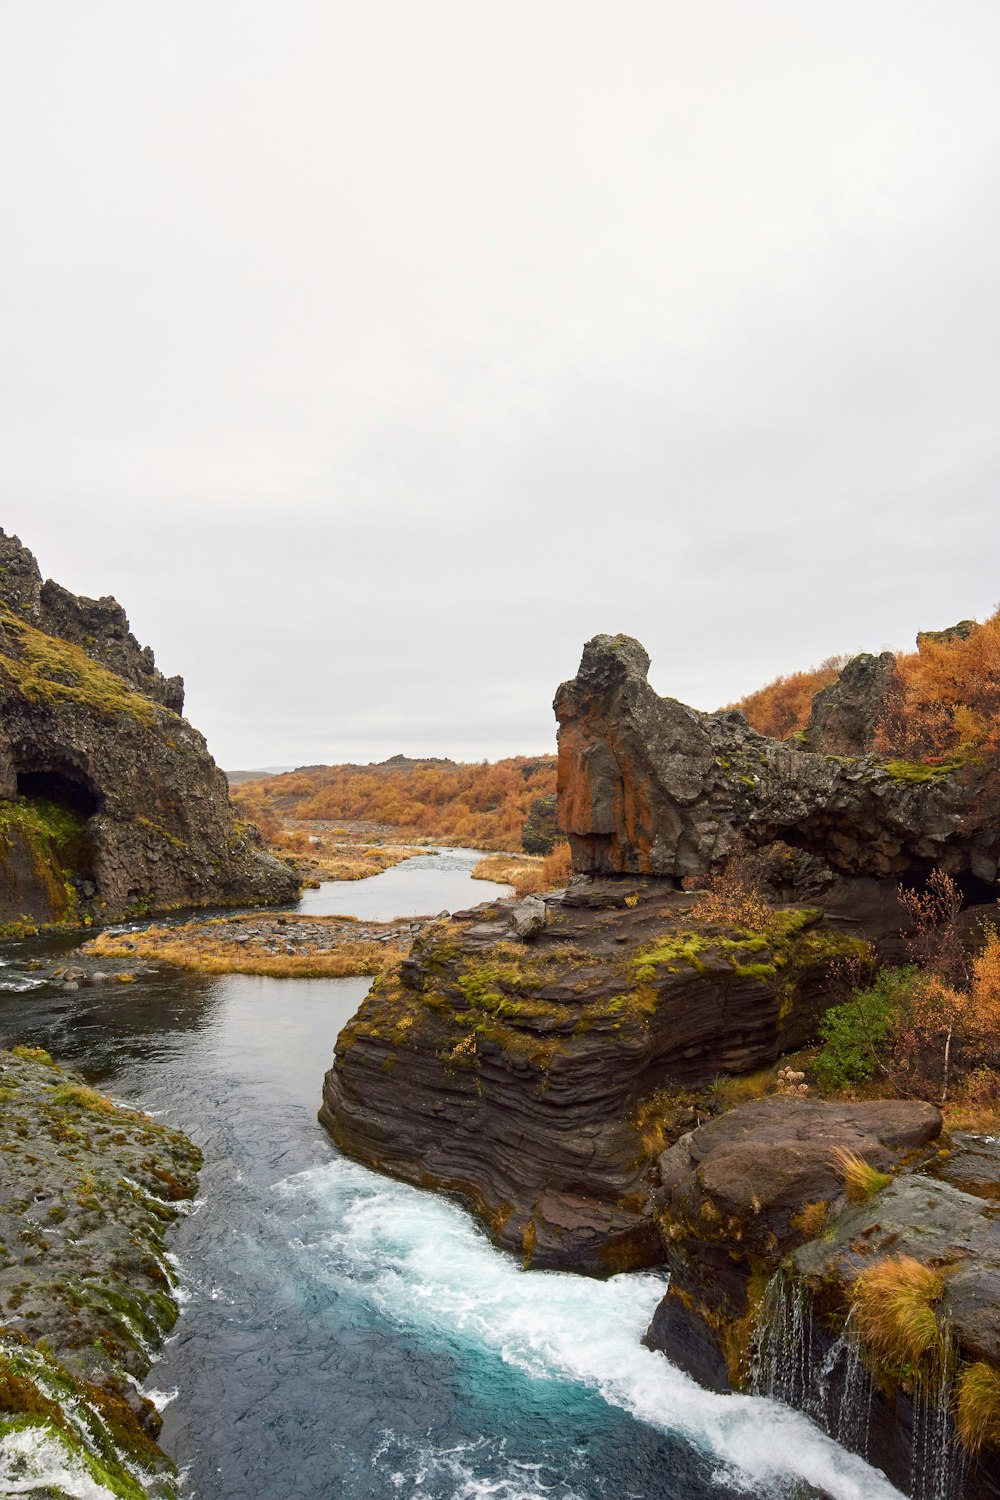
[0,529,297,923]
[554,632,1000,892]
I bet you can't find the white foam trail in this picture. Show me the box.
[280,1159,906,1500]
[0,1428,121,1499]
[145,1386,179,1411]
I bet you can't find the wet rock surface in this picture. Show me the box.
[0,529,297,924]
[0,1045,201,1496]
[320,884,862,1273]
[554,632,1000,891]
[644,1097,1000,1498]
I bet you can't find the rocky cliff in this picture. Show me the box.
[320,880,862,1273]
[0,530,297,924]
[555,633,1000,896]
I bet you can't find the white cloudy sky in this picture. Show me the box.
[2,1,999,768]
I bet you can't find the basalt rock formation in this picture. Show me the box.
[799,649,900,755]
[320,881,862,1273]
[645,1096,1000,1498]
[554,633,1000,896]
[0,529,297,923]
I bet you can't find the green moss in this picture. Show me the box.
[0,1334,173,1498]
[0,797,90,922]
[634,931,711,975]
[0,608,166,727]
[881,759,959,784]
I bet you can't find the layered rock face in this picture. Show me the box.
[320,881,862,1273]
[555,633,1000,891]
[0,530,297,922]
[645,1097,1000,1498]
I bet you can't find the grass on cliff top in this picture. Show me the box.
[0,608,165,727]
[84,919,406,979]
[632,906,862,985]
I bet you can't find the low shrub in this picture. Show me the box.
[813,967,913,1089]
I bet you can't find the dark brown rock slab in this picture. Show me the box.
[321,889,863,1273]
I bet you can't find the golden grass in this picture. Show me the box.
[472,842,573,898]
[955,1361,1000,1452]
[83,923,405,979]
[831,1147,893,1203]
[854,1256,948,1373]
[790,1200,828,1238]
[711,1068,776,1110]
[306,846,423,881]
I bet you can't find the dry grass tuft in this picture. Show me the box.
[831,1147,893,1203]
[854,1256,947,1373]
[790,1200,828,1239]
[955,1361,1000,1452]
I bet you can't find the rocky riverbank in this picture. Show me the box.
[646,1094,1000,1498]
[81,910,428,978]
[0,1045,201,1497]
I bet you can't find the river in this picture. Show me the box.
[0,849,905,1500]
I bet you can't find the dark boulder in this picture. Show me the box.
[799,650,900,755]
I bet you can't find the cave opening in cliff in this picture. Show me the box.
[16,768,101,819]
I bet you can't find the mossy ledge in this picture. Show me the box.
[0,1045,201,1498]
[320,882,862,1273]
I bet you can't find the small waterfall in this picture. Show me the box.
[750,1274,972,1500]
[751,1272,815,1413]
[910,1357,967,1500]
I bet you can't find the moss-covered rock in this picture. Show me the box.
[0,1047,201,1498]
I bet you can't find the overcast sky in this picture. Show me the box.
[2,2,999,769]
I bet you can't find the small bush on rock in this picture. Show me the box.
[814,967,911,1089]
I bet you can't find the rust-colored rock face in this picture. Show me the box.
[554,633,1000,889]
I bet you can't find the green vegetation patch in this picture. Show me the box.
[0,609,164,728]
[880,758,960,785]
[813,967,915,1089]
[0,797,90,922]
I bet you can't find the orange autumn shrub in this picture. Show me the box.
[873,609,1000,759]
[726,658,847,739]
[234,756,558,851]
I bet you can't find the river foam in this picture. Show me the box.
[280,1157,906,1500]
